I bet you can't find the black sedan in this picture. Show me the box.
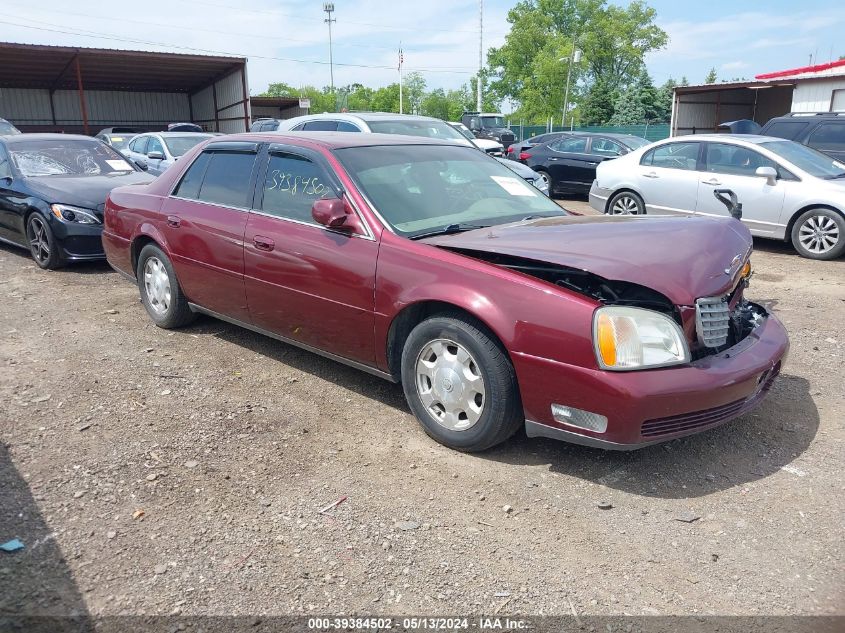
[520,133,651,197]
[0,134,153,269]
[505,131,571,161]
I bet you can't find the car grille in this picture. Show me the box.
[640,362,780,438]
[696,295,730,348]
[500,133,515,144]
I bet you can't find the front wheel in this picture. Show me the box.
[136,244,195,328]
[791,208,844,260]
[607,190,645,215]
[401,313,523,452]
[26,213,65,270]
[534,169,553,197]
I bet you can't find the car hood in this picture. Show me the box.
[421,215,753,306]
[24,172,154,211]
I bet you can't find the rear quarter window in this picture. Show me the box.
[761,120,810,141]
[806,122,845,153]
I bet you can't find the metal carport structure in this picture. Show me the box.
[0,42,251,135]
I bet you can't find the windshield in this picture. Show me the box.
[621,136,651,150]
[335,144,565,238]
[367,119,467,142]
[9,140,135,177]
[106,135,131,150]
[163,134,214,157]
[0,120,21,136]
[760,140,845,179]
[481,116,506,128]
[451,124,476,140]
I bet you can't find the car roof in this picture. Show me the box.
[2,133,101,145]
[137,132,215,138]
[219,131,466,149]
[660,133,787,145]
[284,112,448,125]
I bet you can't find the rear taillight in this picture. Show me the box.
[507,146,515,153]
[519,152,531,161]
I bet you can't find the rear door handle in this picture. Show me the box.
[253,236,275,252]
[702,178,722,186]
[643,171,659,179]
[166,215,181,228]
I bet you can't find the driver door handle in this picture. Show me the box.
[702,178,722,186]
[253,236,275,252]
[643,171,659,178]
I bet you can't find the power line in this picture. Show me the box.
[0,18,479,74]
[177,0,509,36]
[4,2,423,54]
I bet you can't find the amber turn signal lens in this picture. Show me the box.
[741,261,752,279]
[596,313,617,367]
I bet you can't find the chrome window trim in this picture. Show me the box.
[168,195,253,213]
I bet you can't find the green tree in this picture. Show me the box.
[609,68,660,124]
[371,84,401,112]
[654,77,677,123]
[705,67,717,84]
[488,0,667,123]
[579,78,617,125]
[679,76,689,86]
[262,83,334,112]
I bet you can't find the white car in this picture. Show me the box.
[123,132,216,176]
[589,134,845,260]
[449,121,505,157]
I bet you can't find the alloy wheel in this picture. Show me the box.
[611,195,640,215]
[415,338,485,431]
[27,216,50,264]
[798,214,840,255]
[143,256,172,315]
[538,172,551,188]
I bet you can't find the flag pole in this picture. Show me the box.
[399,43,404,114]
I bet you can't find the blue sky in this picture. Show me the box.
[2,0,843,98]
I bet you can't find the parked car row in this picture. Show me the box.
[589,133,845,260]
[0,120,790,454]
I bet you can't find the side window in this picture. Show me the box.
[147,137,165,156]
[336,121,361,132]
[260,152,337,223]
[291,123,307,131]
[807,123,845,153]
[132,136,149,154]
[642,142,699,170]
[173,152,212,199]
[763,121,809,141]
[196,152,258,208]
[0,145,11,178]
[704,143,780,177]
[549,137,587,153]
[303,120,338,131]
[590,138,624,156]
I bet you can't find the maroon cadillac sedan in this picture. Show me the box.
[102,133,788,452]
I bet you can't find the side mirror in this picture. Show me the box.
[147,151,166,160]
[311,197,365,234]
[755,165,777,185]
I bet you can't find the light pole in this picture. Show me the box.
[324,3,336,109]
[561,46,581,128]
[477,0,483,112]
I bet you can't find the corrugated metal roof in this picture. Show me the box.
[756,59,845,80]
[0,42,245,92]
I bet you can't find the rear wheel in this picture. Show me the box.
[136,244,195,328]
[401,312,523,452]
[26,213,65,270]
[791,208,844,260]
[608,190,645,215]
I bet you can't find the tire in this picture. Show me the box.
[400,312,523,452]
[790,208,845,260]
[136,243,195,328]
[607,190,645,215]
[26,213,65,270]
[534,169,554,198]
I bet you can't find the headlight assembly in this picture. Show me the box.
[51,204,100,225]
[593,306,690,371]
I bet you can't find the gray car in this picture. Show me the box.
[590,134,845,260]
[124,132,216,176]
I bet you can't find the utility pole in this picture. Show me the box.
[477,0,483,112]
[561,45,581,128]
[398,45,404,114]
[324,3,336,109]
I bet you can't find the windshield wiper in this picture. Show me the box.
[409,223,489,240]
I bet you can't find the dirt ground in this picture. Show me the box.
[1,199,843,621]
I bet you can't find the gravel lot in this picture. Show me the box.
[1,200,843,621]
